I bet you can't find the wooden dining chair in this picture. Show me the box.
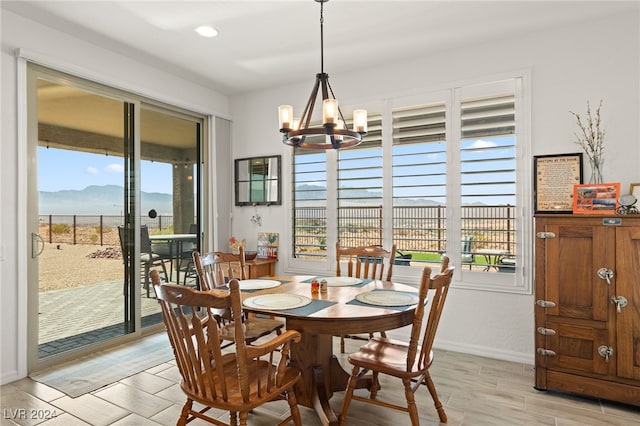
[336,242,397,353]
[192,249,284,346]
[339,261,454,425]
[439,253,450,273]
[336,243,396,282]
[152,272,303,426]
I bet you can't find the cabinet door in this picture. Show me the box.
[543,318,611,375]
[543,223,612,321]
[615,227,640,380]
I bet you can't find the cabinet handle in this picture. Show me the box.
[610,295,628,313]
[536,300,556,308]
[537,348,556,357]
[536,232,556,239]
[597,345,613,362]
[597,268,614,285]
[537,327,556,336]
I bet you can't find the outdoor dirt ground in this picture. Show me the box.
[39,243,123,292]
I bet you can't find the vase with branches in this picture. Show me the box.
[570,100,605,184]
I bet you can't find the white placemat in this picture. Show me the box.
[243,293,312,310]
[238,279,281,290]
[317,276,363,287]
[355,290,419,307]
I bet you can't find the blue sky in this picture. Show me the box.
[38,147,172,194]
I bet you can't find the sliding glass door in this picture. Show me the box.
[26,64,203,370]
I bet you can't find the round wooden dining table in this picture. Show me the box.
[239,275,420,426]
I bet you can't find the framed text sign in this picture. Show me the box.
[533,153,583,213]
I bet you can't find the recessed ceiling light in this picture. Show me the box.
[195,26,218,38]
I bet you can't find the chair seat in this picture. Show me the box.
[219,317,285,343]
[183,356,300,410]
[141,252,162,263]
[349,337,434,378]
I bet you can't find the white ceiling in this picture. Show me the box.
[3,1,636,95]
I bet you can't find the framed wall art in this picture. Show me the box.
[234,155,281,206]
[572,183,620,214]
[533,153,583,213]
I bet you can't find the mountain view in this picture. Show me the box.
[40,184,447,215]
[39,185,173,215]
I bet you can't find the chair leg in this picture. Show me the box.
[160,260,168,282]
[340,335,346,353]
[286,390,302,426]
[370,371,380,399]
[403,377,420,426]
[177,399,192,426]
[424,371,447,422]
[143,264,150,298]
[338,365,359,426]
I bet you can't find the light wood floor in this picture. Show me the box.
[2,336,639,426]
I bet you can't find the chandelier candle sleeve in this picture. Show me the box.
[278,105,293,129]
[323,99,338,124]
[335,120,344,141]
[354,109,368,133]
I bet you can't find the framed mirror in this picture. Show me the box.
[235,155,281,206]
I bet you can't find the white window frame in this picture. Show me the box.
[285,71,531,294]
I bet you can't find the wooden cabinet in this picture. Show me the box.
[246,258,277,278]
[534,215,640,406]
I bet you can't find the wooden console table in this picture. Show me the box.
[246,258,277,278]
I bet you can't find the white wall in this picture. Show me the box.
[229,11,639,364]
[1,10,230,383]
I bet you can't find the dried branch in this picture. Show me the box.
[570,100,605,165]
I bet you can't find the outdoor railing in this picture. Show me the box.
[40,205,516,260]
[38,215,176,246]
[294,204,516,259]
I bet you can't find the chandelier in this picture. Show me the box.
[278,0,367,150]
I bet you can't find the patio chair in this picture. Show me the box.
[336,242,397,353]
[117,225,168,297]
[339,262,455,425]
[152,271,302,426]
[461,235,475,269]
[177,223,199,286]
[192,249,284,347]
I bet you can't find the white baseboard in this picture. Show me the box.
[434,339,534,365]
[385,328,534,365]
[1,370,19,386]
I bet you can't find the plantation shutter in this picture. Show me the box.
[337,114,384,248]
[461,93,515,139]
[392,103,446,145]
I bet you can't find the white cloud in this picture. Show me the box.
[470,139,497,149]
[85,166,98,174]
[105,163,124,173]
